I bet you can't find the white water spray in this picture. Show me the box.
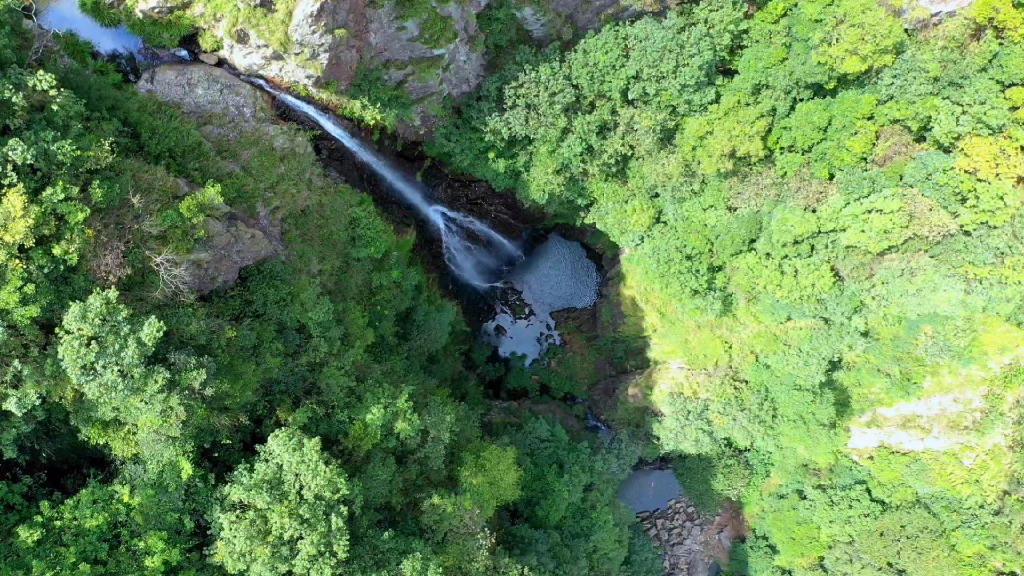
[245,77,522,287]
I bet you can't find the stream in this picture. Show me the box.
[245,77,524,288]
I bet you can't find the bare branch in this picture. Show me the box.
[146,250,196,301]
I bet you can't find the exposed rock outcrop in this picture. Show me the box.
[637,496,746,576]
[136,63,312,153]
[136,64,290,295]
[165,0,668,137]
[211,0,360,88]
[137,63,273,126]
[184,209,282,294]
[916,0,973,16]
[185,0,486,137]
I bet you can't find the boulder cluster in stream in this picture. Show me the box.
[637,496,744,576]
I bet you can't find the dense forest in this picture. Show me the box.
[4,0,1024,574]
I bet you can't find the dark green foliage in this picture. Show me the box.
[419,10,458,48]
[493,415,652,575]
[673,450,752,515]
[477,0,532,56]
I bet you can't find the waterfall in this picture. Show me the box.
[244,77,522,287]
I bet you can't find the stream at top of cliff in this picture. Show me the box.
[26,0,193,77]
[30,0,143,55]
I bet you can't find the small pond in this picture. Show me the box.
[617,468,683,513]
[481,234,601,365]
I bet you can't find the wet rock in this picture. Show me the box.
[633,490,748,576]
[688,554,710,576]
[198,52,219,65]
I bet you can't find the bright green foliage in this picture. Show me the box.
[192,0,297,52]
[458,443,522,519]
[4,481,202,575]
[493,415,658,576]
[336,64,416,128]
[473,11,725,210]
[210,428,350,576]
[429,0,1024,572]
[809,0,906,76]
[970,0,1024,41]
[57,288,190,467]
[0,64,95,329]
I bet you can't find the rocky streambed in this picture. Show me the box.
[618,469,745,576]
[637,497,745,576]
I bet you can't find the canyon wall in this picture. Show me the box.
[142,0,665,136]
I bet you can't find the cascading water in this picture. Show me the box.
[244,77,522,287]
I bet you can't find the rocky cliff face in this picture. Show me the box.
[137,64,289,295]
[144,0,664,137]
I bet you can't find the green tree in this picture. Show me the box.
[57,288,193,469]
[209,428,351,576]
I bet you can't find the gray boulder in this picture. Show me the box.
[135,66,291,295]
[136,64,273,127]
[184,211,281,294]
[215,0,358,88]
